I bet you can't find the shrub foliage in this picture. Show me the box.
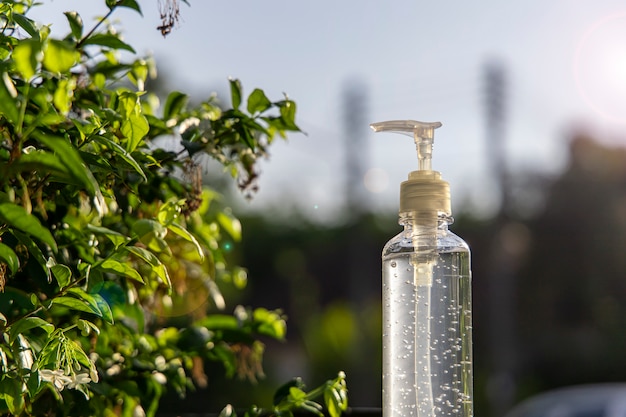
[0,1,347,416]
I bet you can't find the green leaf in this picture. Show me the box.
[273,378,305,406]
[93,136,147,181]
[126,245,159,266]
[66,287,99,309]
[211,343,237,378]
[51,296,99,315]
[163,91,188,120]
[97,258,144,283]
[217,211,242,241]
[229,78,242,110]
[324,385,347,417]
[8,317,53,343]
[51,263,71,289]
[234,121,255,149]
[43,39,80,73]
[67,339,92,372]
[26,369,42,399]
[196,314,239,330]
[0,203,57,251]
[77,318,89,335]
[132,218,167,240]
[325,389,339,417]
[0,242,19,274]
[90,293,114,324]
[33,132,105,214]
[181,139,205,156]
[121,112,149,152]
[29,85,54,113]
[289,386,307,402]
[110,0,143,15]
[157,200,182,225]
[1,377,25,415]
[13,13,39,39]
[117,92,149,152]
[247,88,272,114]
[0,72,19,123]
[232,268,247,290]
[126,246,171,287]
[253,308,286,340]
[5,150,70,178]
[81,33,136,53]
[85,224,129,247]
[37,336,61,368]
[168,222,204,261]
[243,117,271,138]
[64,11,83,39]
[277,99,300,130]
[130,60,148,88]
[53,78,75,115]
[78,319,100,336]
[56,289,114,323]
[12,39,41,79]
[11,230,51,282]
[35,134,95,192]
[132,225,169,253]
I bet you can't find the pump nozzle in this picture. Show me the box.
[370,120,442,171]
[370,119,450,217]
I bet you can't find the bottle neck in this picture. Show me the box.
[399,211,453,230]
[399,212,451,259]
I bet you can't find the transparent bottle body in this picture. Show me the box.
[382,216,473,417]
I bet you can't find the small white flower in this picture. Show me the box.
[154,355,166,371]
[179,117,200,133]
[152,371,167,385]
[40,369,72,391]
[106,364,122,376]
[90,367,99,383]
[17,345,33,370]
[234,304,248,323]
[67,372,91,389]
[133,405,146,417]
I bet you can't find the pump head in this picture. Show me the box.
[370,120,442,172]
[370,120,451,217]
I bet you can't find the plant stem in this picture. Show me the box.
[15,83,30,136]
[76,6,116,49]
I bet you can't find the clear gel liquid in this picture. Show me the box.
[383,244,472,417]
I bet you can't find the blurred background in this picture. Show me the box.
[32,1,626,416]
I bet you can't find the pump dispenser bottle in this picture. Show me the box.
[371,120,473,417]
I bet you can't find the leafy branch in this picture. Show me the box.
[0,1,342,416]
[219,372,349,417]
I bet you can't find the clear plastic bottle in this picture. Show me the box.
[371,120,473,417]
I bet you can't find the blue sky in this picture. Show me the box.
[30,1,626,221]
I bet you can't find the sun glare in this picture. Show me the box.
[574,12,626,124]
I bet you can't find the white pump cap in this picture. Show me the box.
[370,120,451,217]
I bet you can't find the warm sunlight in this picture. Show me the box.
[575,12,626,124]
